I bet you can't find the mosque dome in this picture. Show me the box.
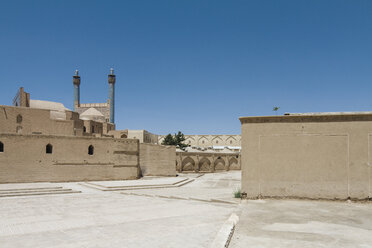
[80,108,105,122]
[30,100,70,111]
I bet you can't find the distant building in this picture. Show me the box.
[73,68,116,124]
[0,69,177,183]
[158,134,241,151]
[127,130,159,144]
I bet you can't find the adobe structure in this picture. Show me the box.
[0,70,176,183]
[176,146,240,173]
[159,134,241,149]
[240,112,372,200]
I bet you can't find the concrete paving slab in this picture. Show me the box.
[86,177,188,187]
[0,172,240,248]
[0,183,62,190]
[123,171,241,203]
[230,199,372,248]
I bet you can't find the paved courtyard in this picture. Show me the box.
[230,199,372,248]
[0,172,240,248]
[1,171,371,247]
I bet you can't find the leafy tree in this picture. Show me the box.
[174,131,188,150]
[162,134,176,146]
[162,131,189,150]
[273,106,280,115]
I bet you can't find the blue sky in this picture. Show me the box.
[1,1,371,134]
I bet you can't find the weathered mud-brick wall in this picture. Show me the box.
[240,113,372,200]
[139,143,176,176]
[0,134,139,183]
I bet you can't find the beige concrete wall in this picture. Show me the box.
[127,130,144,141]
[0,134,139,183]
[176,152,240,172]
[139,143,176,176]
[240,114,372,200]
[0,105,84,136]
[128,130,159,144]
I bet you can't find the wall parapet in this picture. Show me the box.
[240,112,372,124]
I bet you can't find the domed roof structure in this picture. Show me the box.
[30,100,70,111]
[80,108,105,122]
[81,108,104,117]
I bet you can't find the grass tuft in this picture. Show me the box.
[234,189,241,198]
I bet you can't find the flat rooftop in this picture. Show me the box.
[240,111,372,123]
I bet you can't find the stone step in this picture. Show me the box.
[0,189,81,198]
[0,188,69,194]
[121,192,238,205]
[0,186,63,192]
[84,178,189,189]
[79,178,195,191]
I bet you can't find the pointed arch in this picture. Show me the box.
[182,157,195,171]
[198,157,211,172]
[211,136,223,145]
[214,157,225,171]
[198,136,209,146]
[226,136,237,146]
[88,145,94,155]
[46,144,53,154]
[229,157,240,170]
[185,136,195,145]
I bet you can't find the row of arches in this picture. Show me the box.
[179,156,240,172]
[159,135,241,147]
[0,142,94,155]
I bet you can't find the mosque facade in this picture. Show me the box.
[0,69,240,183]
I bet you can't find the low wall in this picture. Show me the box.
[0,134,139,183]
[139,143,176,176]
[240,113,372,200]
[176,152,240,172]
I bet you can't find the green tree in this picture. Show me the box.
[174,131,188,150]
[161,131,189,150]
[162,134,176,146]
[273,106,280,115]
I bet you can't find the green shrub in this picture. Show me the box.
[234,189,241,198]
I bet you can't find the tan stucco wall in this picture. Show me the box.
[139,143,176,176]
[0,105,83,136]
[128,130,159,144]
[0,134,139,183]
[240,114,372,200]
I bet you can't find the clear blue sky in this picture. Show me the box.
[1,1,371,134]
